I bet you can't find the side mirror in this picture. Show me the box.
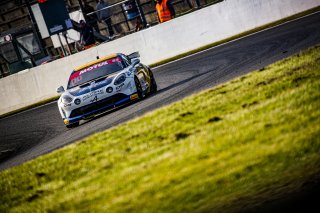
[56,86,65,94]
[131,58,140,66]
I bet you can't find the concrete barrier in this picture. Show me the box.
[0,0,319,115]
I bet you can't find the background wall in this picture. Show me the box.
[0,0,319,115]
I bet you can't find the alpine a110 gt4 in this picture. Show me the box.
[56,52,157,128]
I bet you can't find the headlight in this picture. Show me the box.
[114,73,126,85]
[62,95,73,104]
[74,98,81,105]
[106,87,113,93]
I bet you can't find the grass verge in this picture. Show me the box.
[1,43,320,212]
[1,6,319,119]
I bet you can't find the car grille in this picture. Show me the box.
[70,94,128,118]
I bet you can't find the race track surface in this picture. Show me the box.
[1,12,320,172]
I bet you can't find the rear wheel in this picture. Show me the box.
[66,121,79,129]
[149,69,157,94]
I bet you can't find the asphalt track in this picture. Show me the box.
[0,12,320,210]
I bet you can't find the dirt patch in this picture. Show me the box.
[180,112,193,117]
[242,101,259,108]
[175,132,190,140]
[208,116,222,123]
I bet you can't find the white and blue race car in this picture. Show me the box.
[56,52,157,128]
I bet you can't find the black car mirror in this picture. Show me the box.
[56,86,65,94]
[131,58,140,66]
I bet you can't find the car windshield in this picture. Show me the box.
[67,56,126,89]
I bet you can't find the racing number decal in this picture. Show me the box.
[90,95,98,103]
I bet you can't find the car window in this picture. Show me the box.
[67,56,125,89]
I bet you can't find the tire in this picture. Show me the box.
[66,121,79,129]
[149,69,157,94]
[134,77,143,99]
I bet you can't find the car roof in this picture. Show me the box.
[73,53,119,72]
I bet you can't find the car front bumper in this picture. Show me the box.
[63,92,139,125]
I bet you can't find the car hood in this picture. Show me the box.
[68,77,114,97]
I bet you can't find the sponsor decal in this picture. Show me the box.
[83,89,104,101]
[130,93,139,100]
[90,95,98,103]
[70,57,122,81]
[80,61,108,75]
[64,103,71,107]
[70,75,83,86]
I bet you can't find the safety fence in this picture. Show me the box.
[82,0,223,38]
[0,0,223,78]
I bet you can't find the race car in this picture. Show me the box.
[56,52,157,128]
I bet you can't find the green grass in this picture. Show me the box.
[1,44,320,212]
[1,6,319,119]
